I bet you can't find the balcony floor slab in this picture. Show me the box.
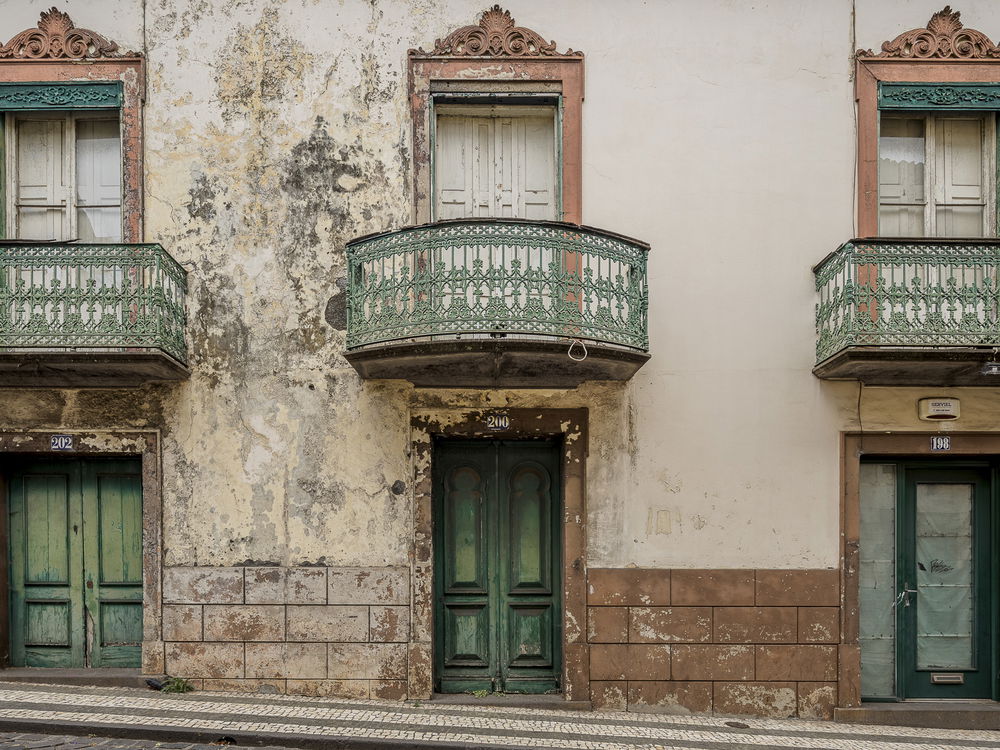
[345,338,649,388]
[0,351,190,387]
[814,346,1000,386]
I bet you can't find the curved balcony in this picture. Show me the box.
[814,238,1000,385]
[345,218,649,387]
[0,242,188,386]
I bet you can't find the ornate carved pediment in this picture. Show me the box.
[410,5,582,58]
[0,7,123,60]
[858,5,1000,59]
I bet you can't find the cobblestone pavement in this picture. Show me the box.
[0,732,293,748]
[0,682,999,750]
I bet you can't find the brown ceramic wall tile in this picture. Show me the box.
[165,642,244,679]
[755,570,839,607]
[201,678,286,694]
[245,643,327,679]
[286,679,369,699]
[713,682,797,718]
[713,607,796,644]
[797,607,840,643]
[630,607,712,643]
[627,645,671,681]
[203,605,284,642]
[838,644,861,708]
[564,643,589,702]
[587,607,628,643]
[587,569,669,606]
[756,645,837,681]
[590,681,627,710]
[286,605,368,642]
[798,682,837,720]
[589,644,628,681]
[162,604,203,642]
[671,570,754,606]
[627,681,713,713]
[372,680,408,700]
[671,645,754,681]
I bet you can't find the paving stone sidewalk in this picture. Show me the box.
[0,681,998,750]
[0,732,294,749]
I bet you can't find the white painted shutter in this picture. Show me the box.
[935,117,985,237]
[435,112,555,221]
[76,119,122,242]
[518,116,555,220]
[15,118,69,240]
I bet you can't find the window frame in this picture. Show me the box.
[5,109,125,242]
[857,59,1000,238]
[878,111,997,238]
[0,41,144,242]
[409,60,583,225]
[431,96,562,221]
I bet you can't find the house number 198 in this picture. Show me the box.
[930,436,951,451]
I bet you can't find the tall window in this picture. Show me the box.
[434,104,557,221]
[878,113,995,238]
[7,112,122,242]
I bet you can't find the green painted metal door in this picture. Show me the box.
[899,468,993,698]
[9,459,142,668]
[433,439,561,694]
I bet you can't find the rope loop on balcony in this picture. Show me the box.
[567,338,588,362]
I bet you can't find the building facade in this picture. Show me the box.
[1,0,999,721]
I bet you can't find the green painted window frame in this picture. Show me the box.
[0,81,124,241]
[0,82,122,110]
[880,83,1000,111]
[878,82,1000,236]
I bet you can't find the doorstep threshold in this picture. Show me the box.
[422,693,591,711]
[0,667,153,689]
[836,701,1000,731]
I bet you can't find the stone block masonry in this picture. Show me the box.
[587,568,840,719]
[156,566,409,698]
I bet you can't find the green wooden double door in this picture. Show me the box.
[8,459,143,668]
[433,439,561,694]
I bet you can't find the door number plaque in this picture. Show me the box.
[485,414,510,431]
[50,435,74,451]
[930,436,951,451]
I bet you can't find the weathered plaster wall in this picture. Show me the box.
[6,0,1000,580]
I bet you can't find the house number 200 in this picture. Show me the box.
[486,415,510,431]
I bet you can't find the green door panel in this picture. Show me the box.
[898,467,993,699]
[434,440,560,694]
[9,464,84,667]
[9,459,142,669]
[84,463,143,667]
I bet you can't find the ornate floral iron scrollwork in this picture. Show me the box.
[858,5,1000,59]
[0,7,123,60]
[409,5,582,58]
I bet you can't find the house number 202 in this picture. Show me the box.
[486,414,510,431]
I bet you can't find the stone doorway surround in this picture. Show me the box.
[409,408,588,700]
[0,430,162,671]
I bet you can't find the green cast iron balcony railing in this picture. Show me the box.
[0,242,188,386]
[344,218,650,387]
[814,238,1000,385]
